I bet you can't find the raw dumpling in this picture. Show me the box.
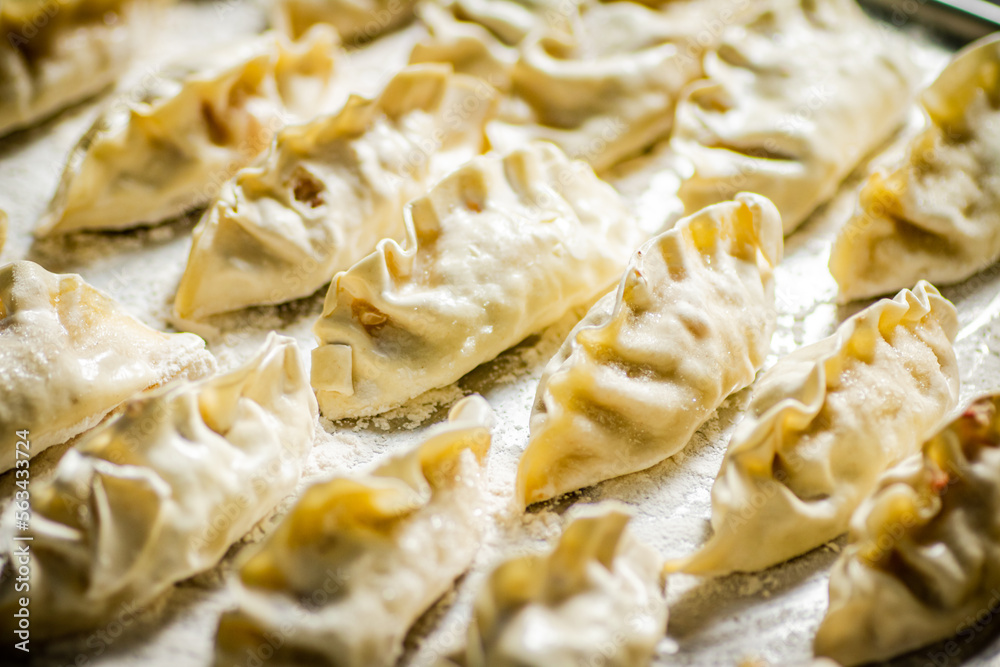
[274,0,417,44]
[36,27,342,236]
[214,395,494,667]
[0,0,159,137]
[815,394,1000,666]
[174,64,497,319]
[518,193,783,506]
[668,282,960,576]
[487,0,706,171]
[311,141,641,419]
[0,334,316,638]
[0,260,215,474]
[671,0,920,234]
[830,35,1000,301]
[464,502,668,667]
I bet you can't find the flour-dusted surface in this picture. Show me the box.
[1,2,999,666]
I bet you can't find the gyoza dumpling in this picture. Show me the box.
[464,502,667,667]
[518,193,783,506]
[214,395,493,667]
[36,27,342,236]
[814,394,1000,666]
[174,64,497,319]
[486,0,706,171]
[0,334,316,638]
[671,0,920,234]
[0,0,159,137]
[274,0,416,44]
[311,141,641,419]
[0,260,215,474]
[830,36,1000,301]
[667,282,960,576]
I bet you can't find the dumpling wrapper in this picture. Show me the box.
[174,63,497,319]
[464,502,668,667]
[0,260,215,473]
[0,0,160,137]
[274,0,417,44]
[0,334,317,638]
[36,26,342,236]
[518,193,783,506]
[214,395,494,667]
[311,141,642,419]
[830,35,1000,301]
[486,0,707,171]
[668,281,960,576]
[815,394,1000,665]
[671,0,920,234]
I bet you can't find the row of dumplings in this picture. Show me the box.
[3,0,1000,665]
[2,248,999,666]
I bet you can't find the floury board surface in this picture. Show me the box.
[0,1,997,666]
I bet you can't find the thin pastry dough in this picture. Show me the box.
[0,260,215,474]
[36,26,342,235]
[668,282,960,576]
[518,193,783,506]
[0,0,160,137]
[464,502,668,667]
[274,0,417,44]
[214,395,493,667]
[671,0,920,234]
[174,64,497,319]
[830,35,1000,301]
[311,141,641,419]
[0,334,316,638]
[815,394,1000,665]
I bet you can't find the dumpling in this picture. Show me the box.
[486,0,706,171]
[518,193,783,506]
[274,0,417,44]
[830,35,1000,301]
[0,0,159,137]
[36,27,342,236]
[310,141,641,419]
[667,282,960,576]
[174,64,497,319]
[463,502,668,667]
[671,0,920,234]
[0,334,316,638]
[0,209,7,254]
[214,395,493,667]
[814,393,1000,666]
[0,260,215,474]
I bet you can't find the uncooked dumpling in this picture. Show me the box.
[815,393,1000,666]
[671,0,920,233]
[0,0,160,137]
[464,502,668,667]
[0,260,215,474]
[830,35,1000,301]
[37,27,342,235]
[518,193,783,506]
[487,0,707,171]
[311,141,641,419]
[668,282,960,576]
[214,395,494,667]
[174,64,496,319]
[0,334,316,638]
